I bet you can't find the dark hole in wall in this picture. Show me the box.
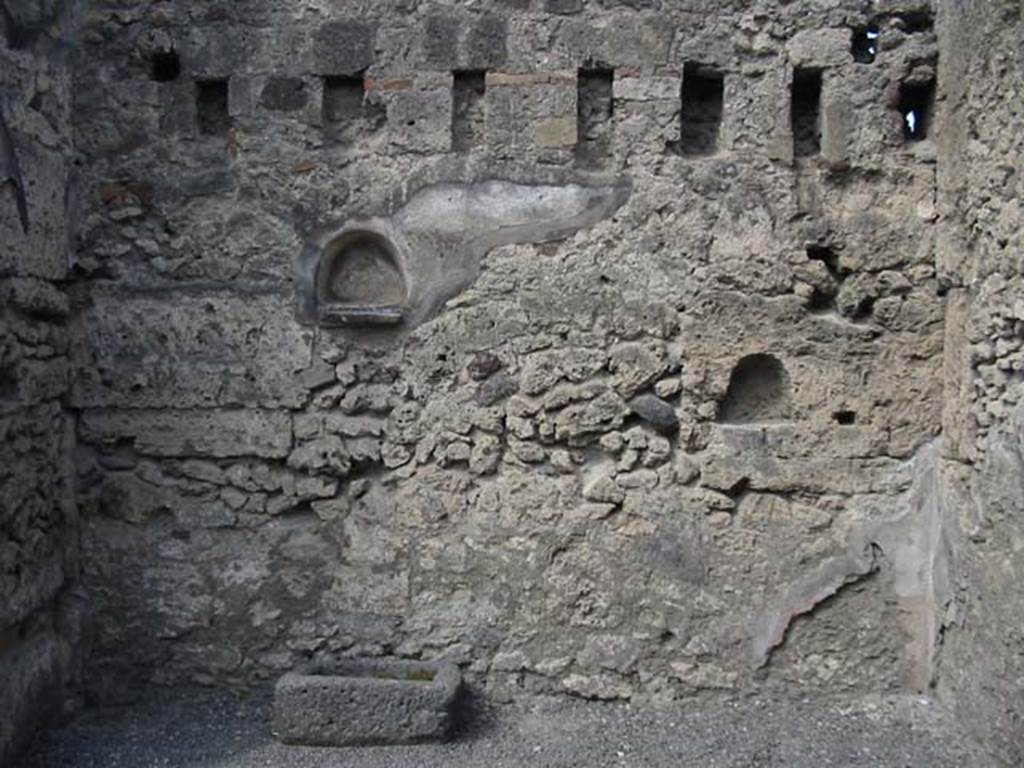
[677,62,723,156]
[792,68,822,158]
[319,232,406,307]
[809,288,835,313]
[452,70,486,153]
[151,50,181,82]
[807,246,842,313]
[725,476,750,499]
[0,366,16,401]
[717,353,792,424]
[196,79,230,136]
[575,68,614,167]
[323,75,363,124]
[833,410,857,425]
[899,80,935,141]
[807,245,842,278]
[853,296,876,320]
[851,26,879,64]
[897,11,933,34]
[0,5,16,49]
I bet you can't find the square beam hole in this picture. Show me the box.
[576,68,614,167]
[677,62,724,156]
[899,80,935,141]
[196,79,230,136]
[324,75,364,124]
[151,50,181,82]
[452,70,486,153]
[852,26,879,64]
[791,68,822,158]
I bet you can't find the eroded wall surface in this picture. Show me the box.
[71,0,951,704]
[0,2,83,764]
[935,1,1024,763]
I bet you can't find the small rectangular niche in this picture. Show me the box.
[575,68,614,167]
[677,63,724,156]
[851,26,879,64]
[196,79,230,136]
[791,68,822,158]
[899,79,935,141]
[323,75,366,132]
[452,70,487,153]
[151,50,181,82]
[0,367,17,402]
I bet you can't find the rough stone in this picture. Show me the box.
[627,394,679,433]
[259,77,309,112]
[273,659,461,746]
[313,21,375,76]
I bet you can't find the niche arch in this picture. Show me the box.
[717,353,793,424]
[297,221,410,327]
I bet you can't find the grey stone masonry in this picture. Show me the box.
[273,659,462,746]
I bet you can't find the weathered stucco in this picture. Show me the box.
[2,0,1024,764]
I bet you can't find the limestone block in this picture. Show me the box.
[80,409,292,459]
[274,659,461,746]
[464,13,507,70]
[785,28,854,69]
[534,116,576,148]
[371,73,453,154]
[312,20,376,76]
[484,71,577,157]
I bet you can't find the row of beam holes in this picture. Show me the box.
[852,22,934,140]
[577,64,728,159]
[160,55,934,151]
[150,48,232,137]
[317,68,616,162]
[197,79,230,135]
[792,67,935,154]
[671,62,933,158]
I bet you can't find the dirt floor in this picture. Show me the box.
[22,687,999,767]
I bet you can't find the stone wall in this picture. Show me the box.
[934,1,1024,763]
[7,0,1024,764]
[70,0,954,704]
[0,2,83,764]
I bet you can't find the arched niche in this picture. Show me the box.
[717,353,793,424]
[301,226,409,327]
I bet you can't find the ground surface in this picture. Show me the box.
[24,687,998,768]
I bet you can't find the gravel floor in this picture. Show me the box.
[23,687,997,768]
